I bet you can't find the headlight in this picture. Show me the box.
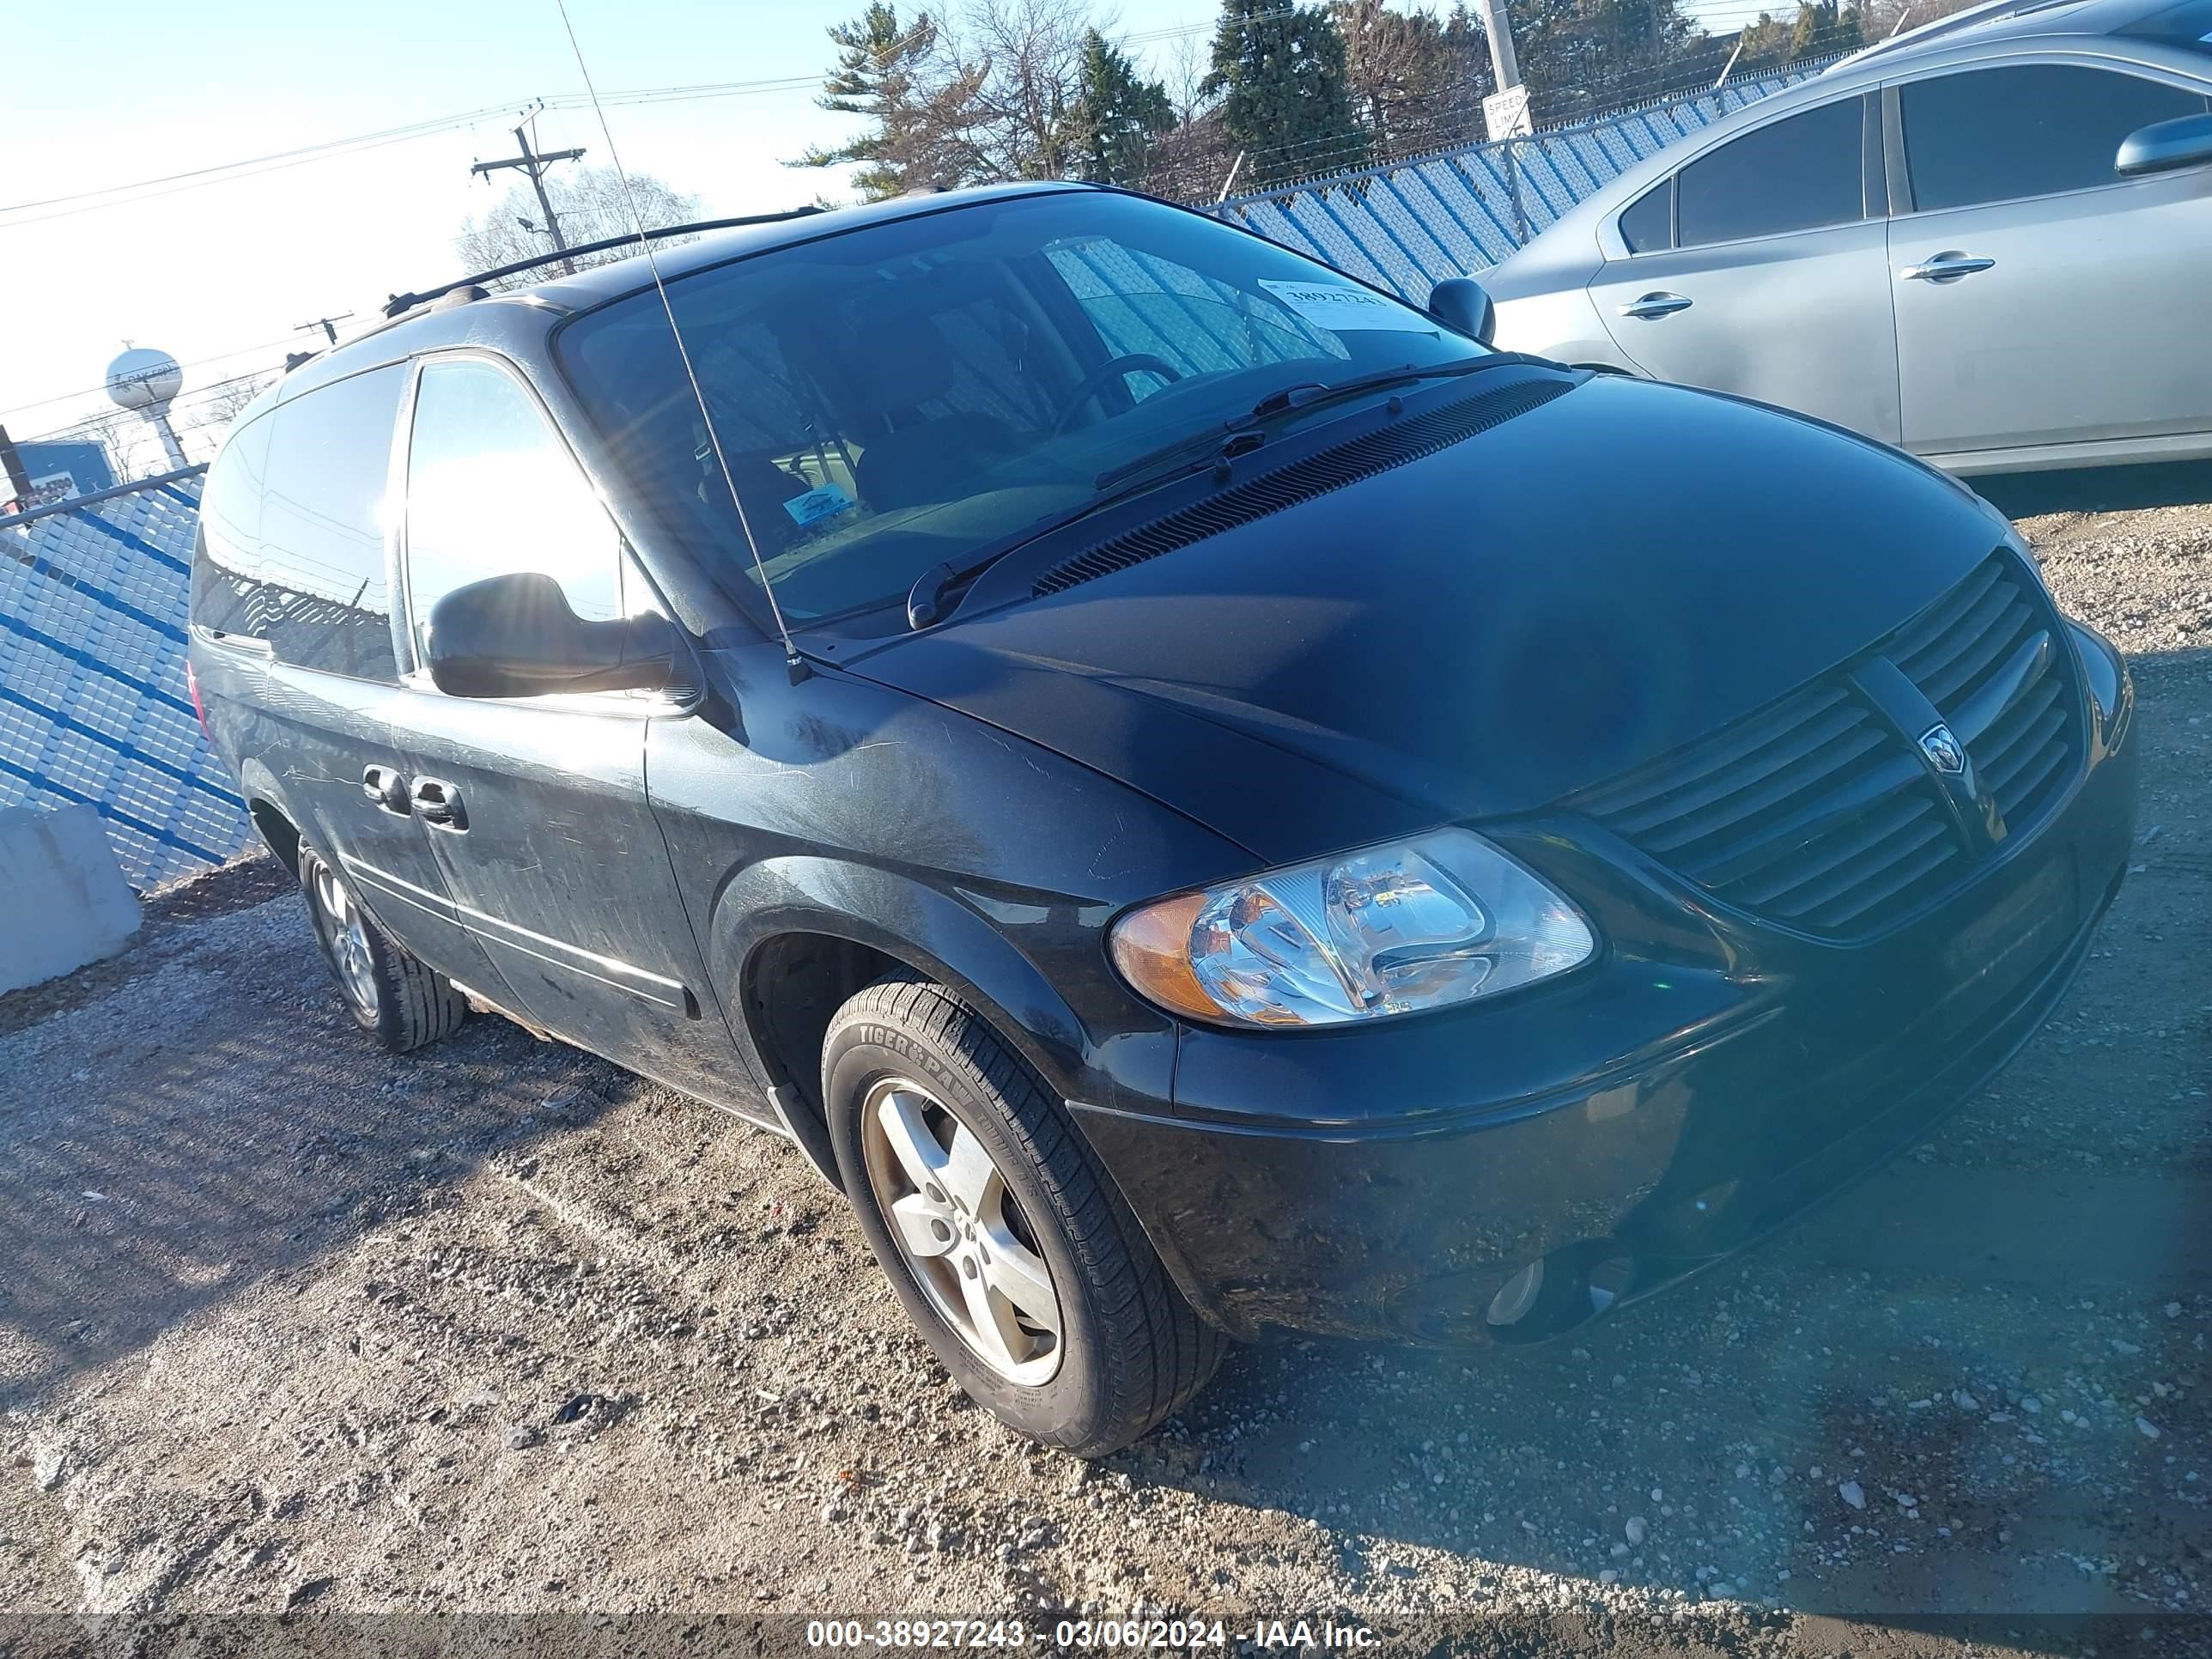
[1109,829,1594,1029]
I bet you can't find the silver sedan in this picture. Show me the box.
[1482,0,2212,475]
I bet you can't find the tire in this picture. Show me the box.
[823,972,1223,1455]
[297,842,468,1054]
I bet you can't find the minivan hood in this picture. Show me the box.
[847,375,2008,865]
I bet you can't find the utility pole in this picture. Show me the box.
[1478,0,1522,93]
[294,313,356,347]
[1477,0,1532,146]
[471,112,586,276]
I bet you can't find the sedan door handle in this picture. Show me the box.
[1619,291,1693,319]
[409,776,466,831]
[1900,252,1996,283]
[361,764,411,816]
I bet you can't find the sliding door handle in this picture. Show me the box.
[409,776,466,830]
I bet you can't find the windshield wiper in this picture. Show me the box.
[902,436,1261,629]
[904,352,1554,629]
[1091,352,1544,498]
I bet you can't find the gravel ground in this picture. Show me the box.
[2,494,2209,1659]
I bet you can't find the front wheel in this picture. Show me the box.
[823,973,1222,1455]
[298,842,467,1053]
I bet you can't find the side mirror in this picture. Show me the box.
[2117,111,2212,177]
[424,572,684,699]
[1426,276,1497,347]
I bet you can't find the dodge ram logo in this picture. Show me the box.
[1918,722,1966,776]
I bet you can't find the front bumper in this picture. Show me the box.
[1070,671,2137,1345]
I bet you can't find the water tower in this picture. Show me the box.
[105,348,189,474]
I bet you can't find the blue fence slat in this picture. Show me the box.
[0,684,239,806]
[11,550,189,642]
[1212,53,1842,274]
[0,753,228,866]
[70,509,192,576]
[1370,170,1456,290]
[1310,188,1412,295]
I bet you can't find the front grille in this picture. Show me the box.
[1576,683,1966,933]
[1884,555,2077,834]
[1575,551,2083,938]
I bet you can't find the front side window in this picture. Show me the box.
[1900,64,2211,212]
[402,358,622,665]
[253,364,405,682]
[556,191,1486,631]
[1675,98,1865,247]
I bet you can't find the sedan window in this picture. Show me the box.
[1674,98,1864,247]
[1899,65,2211,212]
[1617,179,1673,253]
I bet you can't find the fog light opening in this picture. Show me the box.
[1486,1259,1547,1328]
[1486,1244,1636,1345]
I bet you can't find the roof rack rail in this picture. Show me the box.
[381,206,827,319]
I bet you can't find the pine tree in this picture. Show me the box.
[1789,0,1864,59]
[1071,29,1176,186]
[1203,0,1368,187]
[795,3,979,199]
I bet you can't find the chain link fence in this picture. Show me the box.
[1213,53,1844,303]
[0,467,253,890]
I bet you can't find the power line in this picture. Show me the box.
[0,334,303,422]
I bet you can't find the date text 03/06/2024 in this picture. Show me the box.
[803,1617,1382,1649]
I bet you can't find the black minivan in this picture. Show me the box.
[189,182,2136,1454]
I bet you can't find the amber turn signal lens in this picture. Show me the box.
[1107,891,1219,1021]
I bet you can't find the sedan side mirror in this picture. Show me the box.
[425,572,684,699]
[2117,111,2212,177]
[1426,276,1497,347]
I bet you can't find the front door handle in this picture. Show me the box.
[1619,291,1693,319]
[361,765,411,816]
[1901,252,1996,283]
[409,776,466,831]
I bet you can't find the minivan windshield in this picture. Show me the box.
[556,190,1487,630]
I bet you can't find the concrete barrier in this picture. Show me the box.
[0,803,143,994]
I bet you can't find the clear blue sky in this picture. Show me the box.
[4,0,1764,449]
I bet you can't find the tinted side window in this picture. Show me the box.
[189,409,275,640]
[404,358,620,665]
[1676,99,1863,247]
[256,365,405,682]
[1901,65,2210,211]
[1618,180,1673,252]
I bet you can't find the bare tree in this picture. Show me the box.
[41,406,148,486]
[454,165,703,286]
[794,0,1133,197]
[195,373,275,428]
[1858,0,1984,39]
[1163,28,1217,127]
[951,0,1096,179]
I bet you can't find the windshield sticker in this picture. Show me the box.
[1258,278,1431,332]
[782,481,855,528]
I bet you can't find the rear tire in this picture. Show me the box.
[297,842,467,1054]
[823,972,1222,1455]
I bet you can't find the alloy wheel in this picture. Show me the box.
[307,856,380,1024]
[859,1075,1064,1385]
